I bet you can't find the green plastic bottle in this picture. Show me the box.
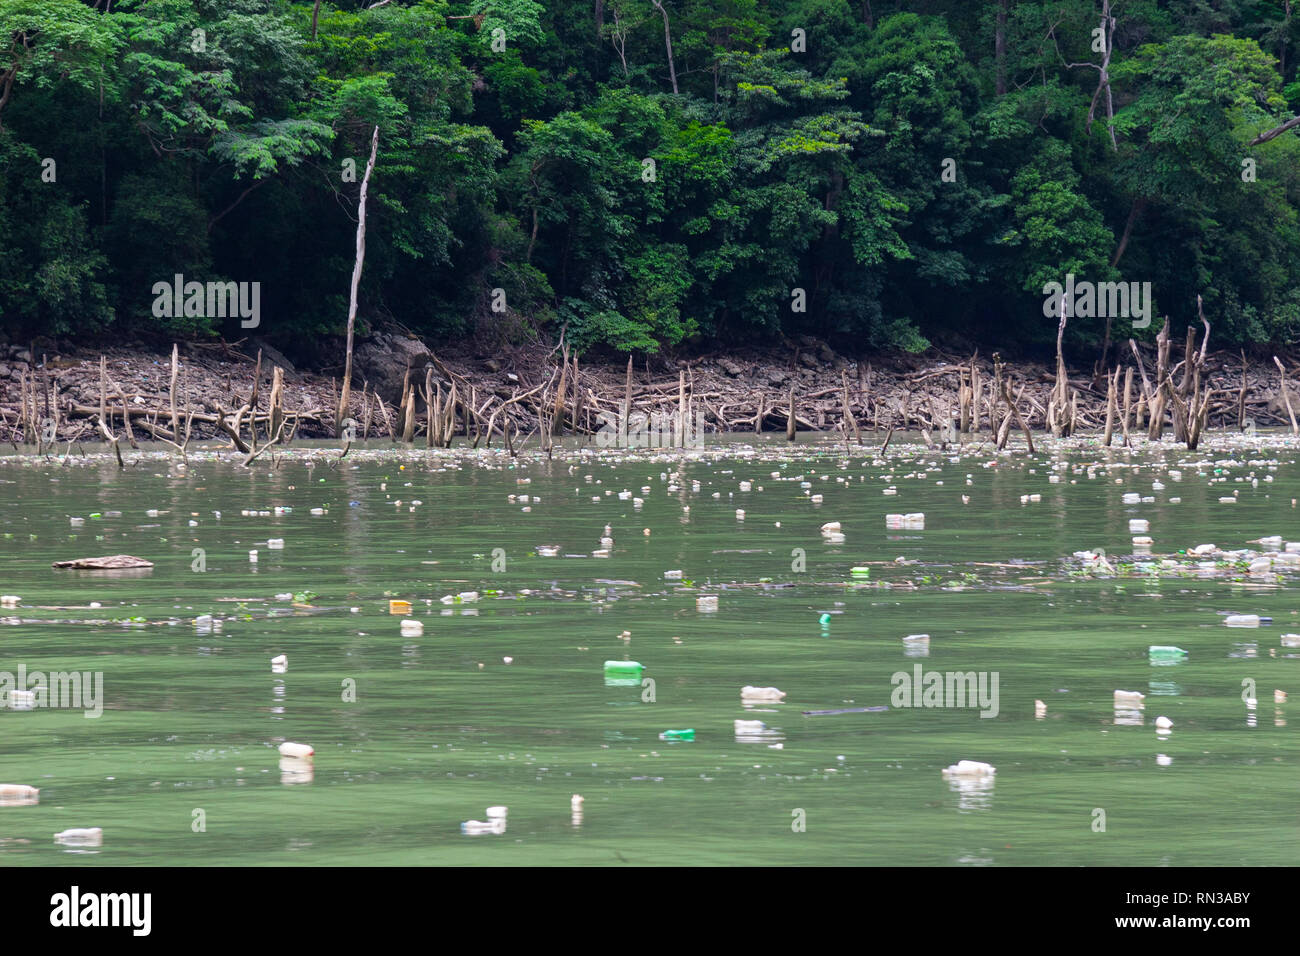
[1149,645,1188,661]
[659,729,695,741]
[603,660,643,676]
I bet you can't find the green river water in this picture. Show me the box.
[0,434,1297,865]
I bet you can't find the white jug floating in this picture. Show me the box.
[941,760,995,778]
[278,742,314,759]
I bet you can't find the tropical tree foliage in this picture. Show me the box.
[3,0,1300,358]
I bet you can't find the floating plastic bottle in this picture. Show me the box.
[1148,645,1188,661]
[659,729,695,741]
[0,783,39,806]
[1225,614,1268,627]
[603,661,643,686]
[741,686,786,702]
[604,660,643,677]
[54,827,103,847]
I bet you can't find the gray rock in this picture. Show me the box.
[765,369,789,386]
[798,351,820,368]
[355,331,439,404]
[13,349,31,363]
[250,339,298,379]
[718,358,744,377]
[0,364,10,378]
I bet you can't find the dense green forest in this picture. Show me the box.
[3,0,1300,365]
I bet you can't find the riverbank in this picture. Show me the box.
[1,333,1297,449]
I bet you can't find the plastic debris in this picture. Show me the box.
[740,686,786,702]
[278,742,314,759]
[0,783,39,806]
[54,827,103,847]
[941,760,995,778]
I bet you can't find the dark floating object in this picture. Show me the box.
[52,555,155,570]
[802,706,889,716]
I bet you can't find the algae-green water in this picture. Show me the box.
[1,436,1297,865]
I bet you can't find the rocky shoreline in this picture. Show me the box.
[0,330,1297,450]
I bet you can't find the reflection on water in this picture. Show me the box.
[947,774,994,813]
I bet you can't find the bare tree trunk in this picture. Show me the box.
[651,0,679,94]
[337,126,379,436]
[1274,357,1299,435]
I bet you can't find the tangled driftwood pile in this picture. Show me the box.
[0,326,1297,459]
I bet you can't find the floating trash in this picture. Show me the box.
[886,513,925,530]
[1281,635,1300,648]
[1225,614,1264,627]
[1155,716,1173,730]
[0,784,39,806]
[659,729,695,741]
[280,756,314,784]
[604,660,643,680]
[389,600,412,614]
[1148,646,1187,662]
[54,827,103,847]
[1034,699,1046,719]
[461,818,506,836]
[734,718,783,743]
[1114,689,1146,705]
[0,595,18,608]
[278,742,314,759]
[249,550,258,563]
[400,619,423,637]
[941,760,995,778]
[664,569,683,580]
[1275,689,1288,703]
[696,595,719,612]
[8,689,36,710]
[271,654,287,673]
[267,539,285,549]
[740,686,786,702]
